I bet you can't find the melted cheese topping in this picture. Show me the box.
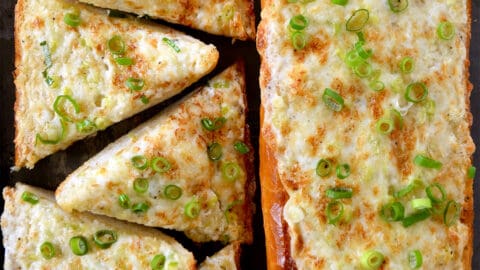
[78,0,256,40]
[1,183,195,269]
[258,1,473,269]
[14,0,219,168]
[56,63,253,243]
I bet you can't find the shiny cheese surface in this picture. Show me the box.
[14,0,218,169]
[56,63,253,243]
[1,183,195,270]
[79,0,256,40]
[258,0,473,269]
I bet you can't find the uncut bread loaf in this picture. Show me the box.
[14,0,218,169]
[1,182,195,269]
[56,61,255,244]
[257,1,474,269]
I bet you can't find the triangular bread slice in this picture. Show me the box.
[56,61,254,243]
[1,183,195,269]
[78,0,256,40]
[14,0,219,169]
[198,243,241,270]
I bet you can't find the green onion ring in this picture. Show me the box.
[36,119,66,145]
[354,41,372,59]
[346,9,369,32]
[184,199,201,218]
[69,236,88,256]
[437,21,455,40]
[107,35,126,55]
[126,77,145,91]
[402,210,431,228]
[361,250,384,270]
[21,191,39,205]
[131,155,149,170]
[221,162,243,182]
[411,198,432,210]
[132,202,149,213]
[40,241,55,259]
[151,254,166,270]
[207,142,223,161]
[336,163,350,179]
[316,159,332,177]
[234,141,250,154]
[133,178,149,194]
[468,166,476,179]
[162,37,181,53]
[425,183,447,204]
[289,15,309,31]
[443,200,461,226]
[331,0,348,6]
[405,82,428,103]
[151,157,171,173]
[291,31,307,50]
[53,95,80,122]
[380,201,405,222]
[76,119,96,133]
[326,187,353,199]
[388,0,408,13]
[376,117,394,134]
[93,230,118,249]
[413,154,442,169]
[322,88,344,112]
[64,13,81,27]
[408,249,423,269]
[369,80,385,92]
[353,61,372,78]
[164,185,183,200]
[326,200,344,224]
[400,56,414,73]
[114,57,134,66]
[345,50,364,68]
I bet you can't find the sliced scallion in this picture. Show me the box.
[133,178,149,194]
[164,185,182,200]
[151,157,171,173]
[408,249,423,269]
[380,202,405,222]
[405,82,428,103]
[76,119,96,133]
[316,159,332,177]
[53,95,80,122]
[291,31,306,50]
[201,117,226,131]
[326,200,344,224]
[93,230,118,249]
[411,198,432,210]
[132,202,149,213]
[353,61,372,78]
[140,95,149,104]
[21,191,39,205]
[360,250,384,270]
[388,0,408,13]
[345,50,364,68]
[322,88,344,112]
[331,0,348,5]
[443,200,461,226]
[289,15,309,31]
[346,9,369,32]
[393,179,424,198]
[131,155,149,170]
[40,241,55,259]
[151,254,166,270]
[184,199,201,218]
[162,37,181,53]
[413,154,442,169]
[326,187,353,199]
[107,35,126,55]
[64,13,81,27]
[437,21,455,40]
[336,163,350,179]
[69,236,88,256]
[126,77,145,91]
[221,162,242,182]
[35,120,66,145]
[118,194,130,209]
[369,80,385,92]
[114,57,134,66]
[425,183,446,204]
[400,56,414,73]
[402,210,431,227]
[354,41,372,59]
[207,142,223,161]
[468,166,476,179]
[234,141,250,154]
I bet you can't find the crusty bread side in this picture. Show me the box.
[257,0,474,269]
[78,0,256,40]
[56,61,254,244]
[14,0,218,169]
[198,242,241,270]
[1,183,195,269]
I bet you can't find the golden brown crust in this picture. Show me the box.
[13,0,25,169]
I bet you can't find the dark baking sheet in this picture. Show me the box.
[0,1,479,269]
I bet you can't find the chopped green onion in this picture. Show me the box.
[326,200,344,224]
[21,191,39,204]
[132,202,149,213]
[346,9,369,32]
[316,159,332,177]
[354,41,372,59]
[162,37,181,53]
[107,35,126,55]
[225,200,243,223]
[69,236,88,256]
[184,199,201,218]
[151,254,166,270]
[140,95,149,104]
[361,250,384,270]
[322,88,344,112]
[353,61,372,78]
[212,80,230,88]
[221,162,243,182]
[164,185,182,200]
[393,180,424,198]
[42,69,55,87]
[326,187,353,199]
[443,200,461,226]
[40,41,52,69]
[357,32,366,42]
[151,157,171,173]
[131,155,149,170]
[234,141,250,154]
[426,183,446,203]
[380,202,405,222]
[40,241,55,259]
[36,120,66,145]
[289,15,309,31]
[369,80,385,92]
[336,163,350,179]
[345,50,364,68]
[437,21,455,40]
[64,13,81,27]
[291,31,306,50]
[468,166,476,179]
[126,77,145,91]
[376,117,394,134]
[331,0,348,5]
[413,154,442,169]
[402,210,431,227]
[133,178,149,194]
[114,57,134,66]
[76,119,96,133]
[408,250,423,269]
[201,117,226,131]
[388,0,408,13]
[118,194,130,209]
[53,95,80,122]
[93,230,118,249]
[399,56,414,73]
[405,82,428,103]
[207,142,223,161]
[411,198,432,210]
